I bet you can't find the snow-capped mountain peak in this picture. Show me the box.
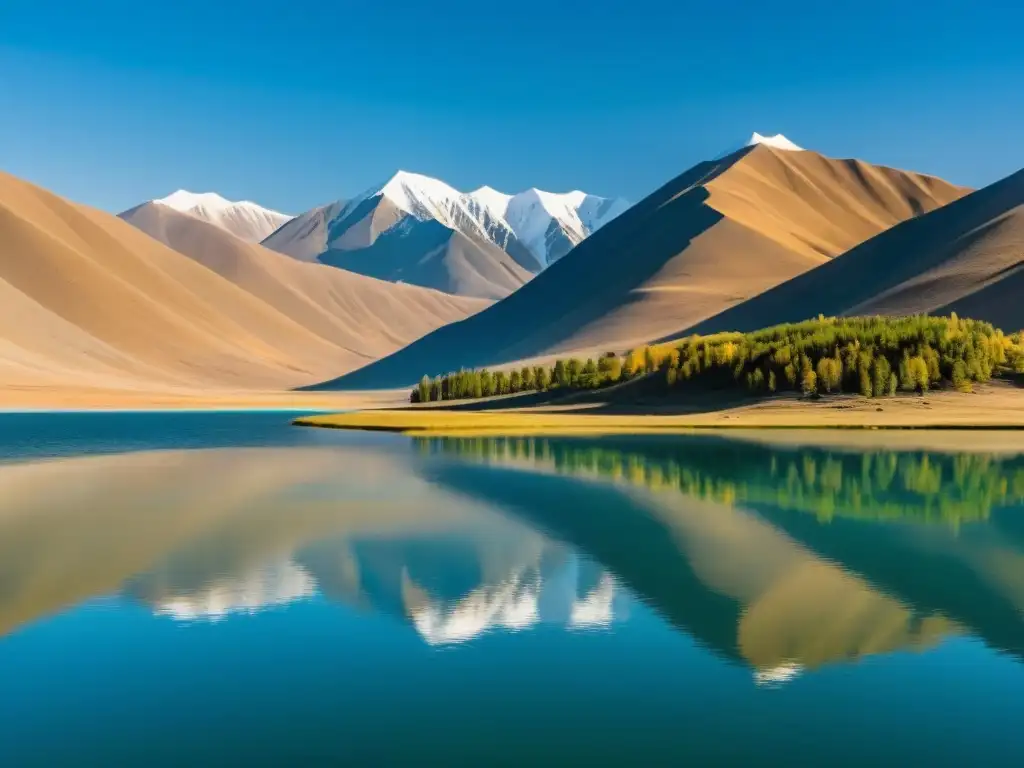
[377,170,464,222]
[263,171,630,284]
[748,132,804,151]
[340,171,630,269]
[156,189,235,213]
[152,189,292,243]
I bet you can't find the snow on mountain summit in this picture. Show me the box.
[153,189,292,243]
[747,132,804,151]
[375,171,466,226]
[156,189,235,213]
[339,171,630,269]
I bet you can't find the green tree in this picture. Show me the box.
[567,358,583,386]
[533,366,550,391]
[553,360,569,388]
[815,357,841,393]
[521,367,535,391]
[909,356,929,393]
[802,369,818,396]
[417,375,430,404]
[951,360,969,391]
[581,358,599,388]
[623,348,645,379]
[643,346,657,374]
[899,354,915,392]
[871,355,892,398]
[858,364,872,397]
[494,371,509,395]
[598,355,623,382]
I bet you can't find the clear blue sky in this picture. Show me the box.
[1,0,1022,213]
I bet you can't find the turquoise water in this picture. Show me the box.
[1,414,1022,765]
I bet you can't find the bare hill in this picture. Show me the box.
[260,200,348,261]
[315,145,967,390]
[683,167,1024,337]
[0,172,485,393]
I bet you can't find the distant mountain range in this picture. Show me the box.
[132,175,629,300]
[261,171,630,299]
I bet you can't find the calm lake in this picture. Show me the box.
[1,413,1022,766]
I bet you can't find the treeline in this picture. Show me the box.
[411,354,630,403]
[411,315,1024,403]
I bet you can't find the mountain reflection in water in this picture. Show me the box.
[0,446,623,646]
[416,434,1024,669]
[1,432,1021,680]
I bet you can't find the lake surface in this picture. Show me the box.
[1,413,1023,766]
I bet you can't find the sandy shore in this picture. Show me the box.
[0,385,408,412]
[295,386,1024,435]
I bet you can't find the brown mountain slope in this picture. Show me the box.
[318,218,534,301]
[682,166,1024,338]
[120,202,489,358]
[0,172,485,392]
[318,145,967,389]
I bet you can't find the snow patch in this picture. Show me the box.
[153,189,291,242]
[156,189,236,213]
[748,132,804,151]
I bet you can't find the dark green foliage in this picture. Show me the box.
[411,316,1021,402]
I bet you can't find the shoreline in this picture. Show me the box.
[296,419,1024,434]
[294,386,1024,436]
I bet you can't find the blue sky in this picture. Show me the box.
[1,0,1022,214]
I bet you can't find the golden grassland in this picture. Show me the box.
[295,384,1024,436]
